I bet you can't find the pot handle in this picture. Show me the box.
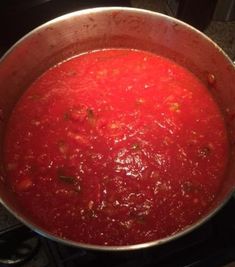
[0,224,39,264]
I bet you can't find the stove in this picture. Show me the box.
[0,1,235,267]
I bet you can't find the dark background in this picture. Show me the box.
[0,0,218,50]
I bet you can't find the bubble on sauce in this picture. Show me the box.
[207,73,216,85]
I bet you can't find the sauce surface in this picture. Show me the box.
[4,49,228,246]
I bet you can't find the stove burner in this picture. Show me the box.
[0,225,39,265]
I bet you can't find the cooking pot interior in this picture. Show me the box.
[0,8,234,247]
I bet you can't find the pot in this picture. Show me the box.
[0,7,234,251]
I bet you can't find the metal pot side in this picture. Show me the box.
[0,7,235,251]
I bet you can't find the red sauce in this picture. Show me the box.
[4,49,228,246]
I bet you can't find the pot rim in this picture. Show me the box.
[0,6,234,251]
[1,6,234,67]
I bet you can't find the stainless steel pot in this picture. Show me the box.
[0,7,235,251]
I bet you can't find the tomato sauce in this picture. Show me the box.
[4,49,228,246]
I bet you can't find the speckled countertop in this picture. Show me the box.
[132,0,235,60]
[205,21,235,60]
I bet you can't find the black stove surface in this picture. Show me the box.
[0,1,235,267]
[0,0,131,50]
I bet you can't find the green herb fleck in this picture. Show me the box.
[182,181,198,193]
[87,108,94,119]
[169,102,180,112]
[58,175,75,184]
[137,216,146,225]
[86,108,97,126]
[73,185,81,193]
[63,112,70,120]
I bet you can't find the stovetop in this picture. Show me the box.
[0,1,235,267]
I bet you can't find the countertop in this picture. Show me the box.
[131,0,235,60]
[205,20,235,60]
